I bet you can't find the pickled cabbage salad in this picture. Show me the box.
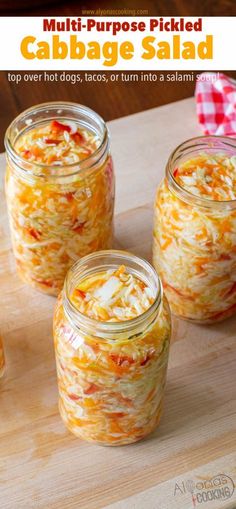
[54,265,171,445]
[153,153,236,322]
[174,153,236,201]
[0,337,5,377]
[6,120,114,295]
[15,120,100,166]
[70,265,155,321]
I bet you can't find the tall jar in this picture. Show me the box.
[153,136,236,323]
[53,250,171,446]
[5,102,115,295]
[0,336,5,377]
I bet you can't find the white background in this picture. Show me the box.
[0,16,235,70]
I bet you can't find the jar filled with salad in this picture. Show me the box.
[5,102,115,295]
[153,136,236,323]
[53,250,171,446]
[0,336,5,377]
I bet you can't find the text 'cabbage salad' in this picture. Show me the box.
[54,265,171,445]
[153,152,236,322]
[5,119,114,295]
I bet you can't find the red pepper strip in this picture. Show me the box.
[64,192,75,202]
[33,278,54,288]
[72,222,86,233]
[84,383,100,395]
[223,282,236,298]
[42,280,54,288]
[110,354,135,367]
[68,393,80,401]
[50,120,71,133]
[71,131,85,144]
[74,289,86,299]
[140,354,151,366]
[210,303,236,321]
[173,168,179,178]
[45,138,61,145]
[219,253,231,261]
[28,228,41,240]
[59,360,65,371]
[22,149,31,159]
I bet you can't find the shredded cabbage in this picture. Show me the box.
[71,265,155,322]
[14,120,100,166]
[153,153,236,322]
[6,120,114,295]
[174,153,236,201]
[53,266,171,445]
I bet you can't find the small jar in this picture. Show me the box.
[53,250,171,446]
[153,136,236,323]
[5,102,115,295]
[0,336,5,377]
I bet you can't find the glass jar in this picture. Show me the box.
[153,136,236,323]
[5,102,115,295]
[0,336,5,377]
[53,250,171,446]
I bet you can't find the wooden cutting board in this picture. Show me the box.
[0,97,236,509]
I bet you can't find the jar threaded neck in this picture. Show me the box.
[63,250,163,342]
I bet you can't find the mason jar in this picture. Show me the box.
[0,336,5,377]
[153,136,236,323]
[53,250,171,446]
[5,102,115,295]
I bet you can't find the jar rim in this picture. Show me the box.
[4,101,109,178]
[166,135,236,210]
[62,249,163,341]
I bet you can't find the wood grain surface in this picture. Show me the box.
[0,98,236,509]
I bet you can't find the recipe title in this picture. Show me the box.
[20,17,213,66]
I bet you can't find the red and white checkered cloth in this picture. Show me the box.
[195,72,236,136]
